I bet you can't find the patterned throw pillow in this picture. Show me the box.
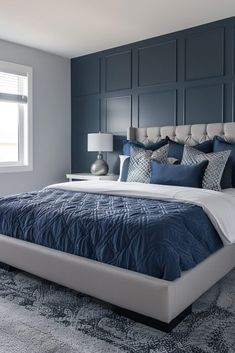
[126,144,169,183]
[181,146,231,191]
[151,144,169,163]
[127,146,152,183]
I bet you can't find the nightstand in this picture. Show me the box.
[66,173,119,182]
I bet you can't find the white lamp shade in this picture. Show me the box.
[87,133,113,152]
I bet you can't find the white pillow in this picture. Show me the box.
[118,155,130,182]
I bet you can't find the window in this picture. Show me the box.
[0,61,32,172]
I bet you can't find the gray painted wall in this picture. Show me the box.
[0,39,71,196]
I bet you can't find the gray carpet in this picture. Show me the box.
[0,266,234,353]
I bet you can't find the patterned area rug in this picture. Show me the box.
[0,266,234,353]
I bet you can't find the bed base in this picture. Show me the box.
[0,234,234,331]
[0,258,192,332]
[114,305,192,332]
[0,260,192,332]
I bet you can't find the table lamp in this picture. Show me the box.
[87,132,113,175]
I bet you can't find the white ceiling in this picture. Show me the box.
[0,0,235,58]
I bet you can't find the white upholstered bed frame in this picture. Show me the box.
[0,122,235,329]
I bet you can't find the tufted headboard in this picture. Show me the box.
[127,122,235,146]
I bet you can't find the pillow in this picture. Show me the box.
[147,138,168,151]
[213,136,235,188]
[151,144,169,163]
[126,146,152,183]
[218,156,233,189]
[181,146,231,191]
[167,138,184,161]
[167,157,179,165]
[194,140,214,153]
[123,140,145,156]
[126,144,170,183]
[123,138,168,156]
[150,160,208,188]
[118,155,130,182]
[168,138,213,161]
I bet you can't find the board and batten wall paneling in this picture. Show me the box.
[138,90,177,127]
[138,40,177,87]
[71,16,235,174]
[105,51,132,92]
[185,28,225,81]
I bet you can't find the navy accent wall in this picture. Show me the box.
[71,16,235,174]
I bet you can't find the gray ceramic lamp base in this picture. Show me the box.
[90,153,109,176]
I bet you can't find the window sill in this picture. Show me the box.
[0,165,33,173]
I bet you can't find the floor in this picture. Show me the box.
[0,265,234,353]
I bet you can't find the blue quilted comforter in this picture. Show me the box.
[0,188,222,280]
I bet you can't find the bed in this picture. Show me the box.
[0,122,235,332]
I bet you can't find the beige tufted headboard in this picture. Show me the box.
[127,122,235,146]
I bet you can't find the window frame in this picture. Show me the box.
[0,60,33,173]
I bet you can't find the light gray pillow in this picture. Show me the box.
[181,146,231,191]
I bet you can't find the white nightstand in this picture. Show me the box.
[66,173,119,182]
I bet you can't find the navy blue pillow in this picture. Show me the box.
[220,157,233,189]
[213,136,234,188]
[123,140,144,156]
[123,138,168,156]
[168,138,213,161]
[147,138,168,151]
[150,160,208,188]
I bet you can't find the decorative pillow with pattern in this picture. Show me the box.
[151,143,169,163]
[126,146,152,183]
[126,144,170,183]
[181,146,231,191]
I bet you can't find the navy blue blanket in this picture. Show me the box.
[0,188,222,280]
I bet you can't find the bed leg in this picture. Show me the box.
[114,305,192,333]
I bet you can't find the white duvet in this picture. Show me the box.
[47,181,235,245]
